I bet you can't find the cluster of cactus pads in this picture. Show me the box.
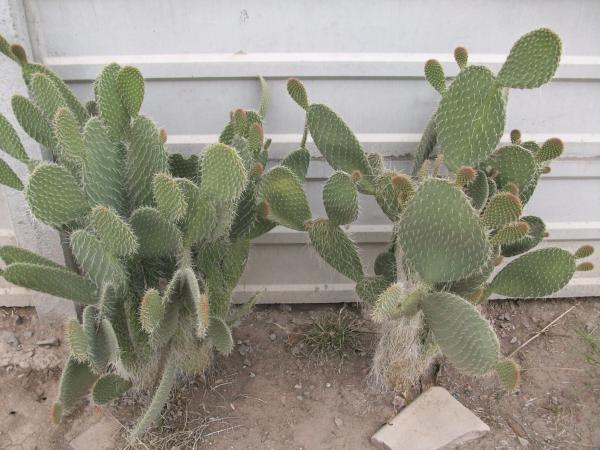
[0,37,311,437]
[286,28,594,390]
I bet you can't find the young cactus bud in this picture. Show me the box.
[418,159,431,181]
[232,109,247,136]
[263,137,272,151]
[424,59,446,94]
[495,255,504,266]
[251,161,264,177]
[247,122,264,155]
[454,46,468,70]
[496,358,521,391]
[576,262,594,272]
[542,166,551,174]
[432,153,444,177]
[391,173,414,204]
[510,129,521,144]
[196,294,210,338]
[481,192,522,229]
[139,289,165,334]
[504,182,519,197]
[574,245,594,259]
[9,44,27,66]
[159,128,167,144]
[286,78,309,110]
[455,166,477,187]
[536,138,564,163]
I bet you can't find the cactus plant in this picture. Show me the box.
[286,28,594,390]
[0,38,312,438]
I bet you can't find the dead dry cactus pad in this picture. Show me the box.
[286,28,594,390]
[0,37,313,438]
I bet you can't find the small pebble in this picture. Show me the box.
[296,395,303,401]
[510,337,518,344]
[249,372,256,378]
[269,333,276,341]
[334,417,343,428]
[325,383,331,388]
[294,384,302,390]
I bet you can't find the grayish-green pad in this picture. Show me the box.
[485,145,537,196]
[0,112,28,162]
[169,153,199,182]
[282,147,310,182]
[496,358,520,390]
[65,318,88,362]
[70,229,126,288]
[83,305,118,372]
[12,95,57,150]
[25,163,89,227]
[421,292,499,375]
[323,171,359,225]
[373,285,423,321]
[490,247,576,298]
[2,263,98,304]
[130,207,182,258]
[83,117,126,212]
[92,374,132,405]
[127,115,169,208]
[0,159,23,190]
[397,179,490,283]
[219,121,235,145]
[55,357,98,416]
[208,316,234,356]
[367,152,384,176]
[55,108,85,161]
[521,141,540,154]
[257,166,311,231]
[0,245,62,268]
[258,75,270,118]
[443,253,496,297]
[117,66,144,117]
[307,104,373,191]
[139,288,165,334]
[536,138,563,163]
[23,63,89,125]
[481,192,522,229]
[90,205,138,257]
[374,172,410,222]
[501,216,545,257]
[424,59,446,94]
[182,190,217,246]
[152,172,186,222]
[29,73,67,120]
[497,28,561,89]
[287,78,309,110]
[374,249,397,284]
[0,34,19,63]
[200,143,247,203]
[230,183,259,239]
[94,63,129,141]
[411,114,436,177]
[245,216,277,240]
[435,66,505,172]
[355,275,390,304]
[307,219,363,282]
[465,169,489,210]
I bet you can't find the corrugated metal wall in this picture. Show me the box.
[2,0,599,312]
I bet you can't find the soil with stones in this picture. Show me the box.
[1,298,599,450]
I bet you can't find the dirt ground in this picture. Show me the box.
[1,298,599,450]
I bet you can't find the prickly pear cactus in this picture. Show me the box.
[285,28,594,391]
[0,37,311,438]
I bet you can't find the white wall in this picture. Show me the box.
[2,0,599,310]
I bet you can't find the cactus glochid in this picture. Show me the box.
[285,28,594,391]
[0,37,314,438]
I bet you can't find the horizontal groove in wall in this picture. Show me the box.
[46,53,600,81]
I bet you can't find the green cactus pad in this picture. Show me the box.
[2,262,98,304]
[0,159,23,190]
[12,94,57,150]
[83,117,126,212]
[54,107,85,161]
[396,179,490,283]
[501,216,545,257]
[200,143,247,202]
[70,229,126,288]
[257,166,311,231]
[25,163,89,227]
[0,112,28,162]
[130,207,182,258]
[435,66,505,172]
[94,63,129,141]
[372,284,423,322]
[374,249,397,284]
[465,169,489,210]
[485,145,537,197]
[367,152,384,176]
[208,316,234,356]
[421,292,499,375]
[287,78,309,110]
[92,374,132,405]
[139,288,165,334]
[55,357,98,417]
[491,247,576,297]
[182,190,217,246]
[117,66,144,117]
[323,171,359,225]
[490,221,530,246]
[0,245,61,268]
[574,245,594,259]
[424,59,446,94]
[65,318,89,362]
[454,47,468,70]
[355,275,389,304]
[83,306,118,372]
[536,138,564,163]
[307,219,364,282]
[247,122,264,155]
[90,205,138,257]
[374,172,405,222]
[127,115,169,208]
[0,34,19,63]
[496,358,520,391]
[497,28,561,89]
[282,147,310,182]
[169,153,199,182]
[307,104,373,191]
[481,192,522,229]
[152,172,187,222]
[30,73,67,120]
[411,115,437,177]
